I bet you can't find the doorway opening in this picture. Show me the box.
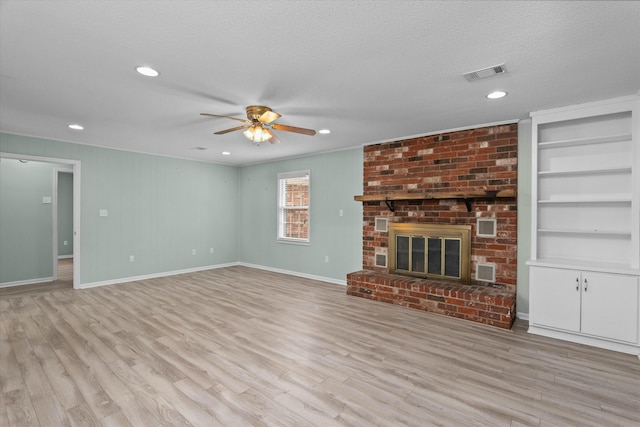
[0,152,81,289]
[54,168,74,286]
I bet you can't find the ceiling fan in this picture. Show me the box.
[200,105,316,145]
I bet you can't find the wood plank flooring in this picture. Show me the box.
[0,259,73,298]
[1,265,639,426]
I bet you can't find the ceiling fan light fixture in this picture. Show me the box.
[243,123,272,144]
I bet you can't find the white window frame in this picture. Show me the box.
[277,170,311,245]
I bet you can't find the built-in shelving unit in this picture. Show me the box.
[527,95,640,357]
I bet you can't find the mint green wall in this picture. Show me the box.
[238,148,363,282]
[1,128,532,308]
[0,159,66,283]
[516,120,532,316]
[1,133,239,285]
[57,171,74,257]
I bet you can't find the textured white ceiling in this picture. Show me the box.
[1,1,639,165]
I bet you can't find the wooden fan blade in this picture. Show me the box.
[266,129,280,144]
[271,123,316,136]
[201,113,250,124]
[258,110,281,124]
[214,125,249,135]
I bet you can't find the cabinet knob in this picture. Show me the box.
[584,278,588,292]
[576,277,579,291]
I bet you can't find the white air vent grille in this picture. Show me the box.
[375,253,387,268]
[476,263,496,283]
[375,217,388,232]
[463,64,507,82]
[477,218,497,238]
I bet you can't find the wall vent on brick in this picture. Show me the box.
[476,218,497,238]
[375,253,387,268]
[374,217,388,232]
[476,263,496,283]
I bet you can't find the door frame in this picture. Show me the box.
[0,152,81,289]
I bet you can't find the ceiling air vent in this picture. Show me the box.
[463,64,507,82]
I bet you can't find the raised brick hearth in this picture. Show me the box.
[348,123,518,329]
[347,270,516,329]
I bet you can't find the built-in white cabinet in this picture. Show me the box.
[530,267,638,344]
[528,96,640,356]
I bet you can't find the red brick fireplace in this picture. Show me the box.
[347,124,518,329]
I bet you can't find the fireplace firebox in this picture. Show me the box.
[389,223,471,284]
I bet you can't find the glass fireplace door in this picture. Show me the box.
[395,235,461,280]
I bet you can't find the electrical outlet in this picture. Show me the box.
[210,248,214,254]
[339,209,344,217]
[192,249,197,255]
[63,240,68,246]
[129,255,134,262]
[325,255,329,263]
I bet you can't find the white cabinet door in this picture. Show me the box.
[530,267,581,332]
[581,272,638,343]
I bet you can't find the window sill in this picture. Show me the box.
[277,238,311,246]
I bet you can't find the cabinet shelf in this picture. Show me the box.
[537,198,631,204]
[538,167,631,177]
[538,133,631,149]
[528,258,638,274]
[538,228,631,237]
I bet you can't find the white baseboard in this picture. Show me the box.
[516,312,529,321]
[238,262,347,286]
[58,255,74,260]
[0,277,54,288]
[528,325,639,357]
[28,261,346,291]
[78,262,240,289]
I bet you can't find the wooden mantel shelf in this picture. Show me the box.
[354,189,516,212]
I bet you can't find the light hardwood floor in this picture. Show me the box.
[1,265,639,426]
[0,259,73,299]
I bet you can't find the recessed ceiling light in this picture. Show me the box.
[68,124,84,130]
[486,90,507,99]
[221,151,231,156]
[136,66,159,77]
[318,129,331,134]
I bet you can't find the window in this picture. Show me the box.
[277,170,310,243]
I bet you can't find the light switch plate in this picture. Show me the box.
[42,196,52,204]
[99,209,108,217]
